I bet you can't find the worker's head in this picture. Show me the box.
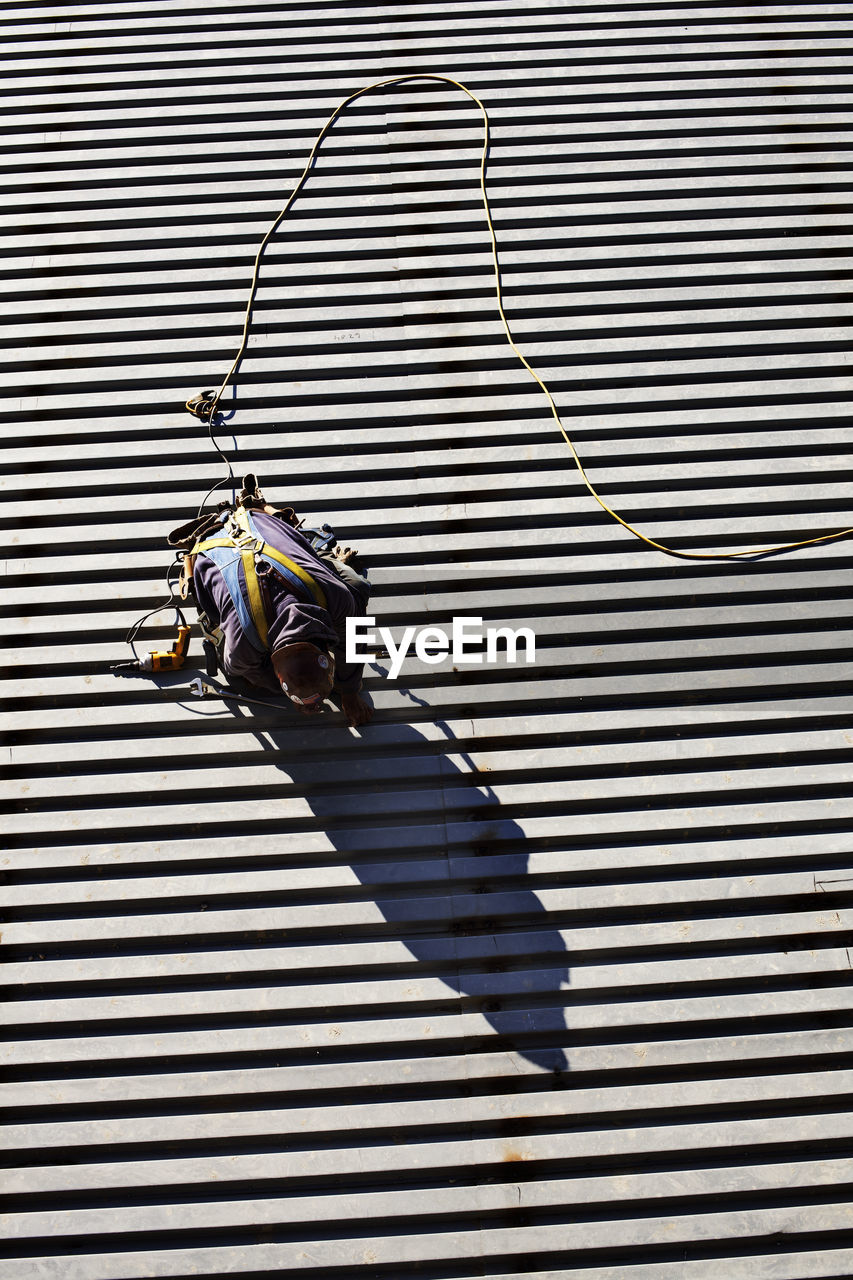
[272,641,335,715]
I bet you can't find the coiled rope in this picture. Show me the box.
[200,73,852,561]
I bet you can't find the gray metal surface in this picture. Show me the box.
[2,0,853,1276]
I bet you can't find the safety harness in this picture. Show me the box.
[190,506,327,655]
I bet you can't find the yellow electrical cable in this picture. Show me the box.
[206,73,853,561]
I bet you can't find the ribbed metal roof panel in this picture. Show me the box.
[3,0,853,1276]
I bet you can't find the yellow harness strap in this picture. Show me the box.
[255,543,327,609]
[231,508,328,611]
[194,511,327,652]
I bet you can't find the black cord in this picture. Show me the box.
[124,555,187,661]
[196,470,236,520]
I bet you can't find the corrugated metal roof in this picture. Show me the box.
[3,1,853,1276]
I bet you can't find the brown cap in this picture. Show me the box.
[272,642,335,702]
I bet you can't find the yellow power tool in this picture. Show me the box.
[112,624,191,673]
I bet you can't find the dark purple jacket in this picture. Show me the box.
[193,511,369,694]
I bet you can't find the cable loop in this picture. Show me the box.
[203,74,853,561]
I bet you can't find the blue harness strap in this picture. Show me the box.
[241,510,328,609]
[198,544,267,652]
[193,510,328,654]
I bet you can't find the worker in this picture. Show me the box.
[173,479,373,727]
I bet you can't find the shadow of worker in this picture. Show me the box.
[229,695,570,1074]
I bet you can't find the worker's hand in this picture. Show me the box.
[341,691,373,727]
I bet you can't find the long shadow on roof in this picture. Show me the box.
[231,694,571,1076]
